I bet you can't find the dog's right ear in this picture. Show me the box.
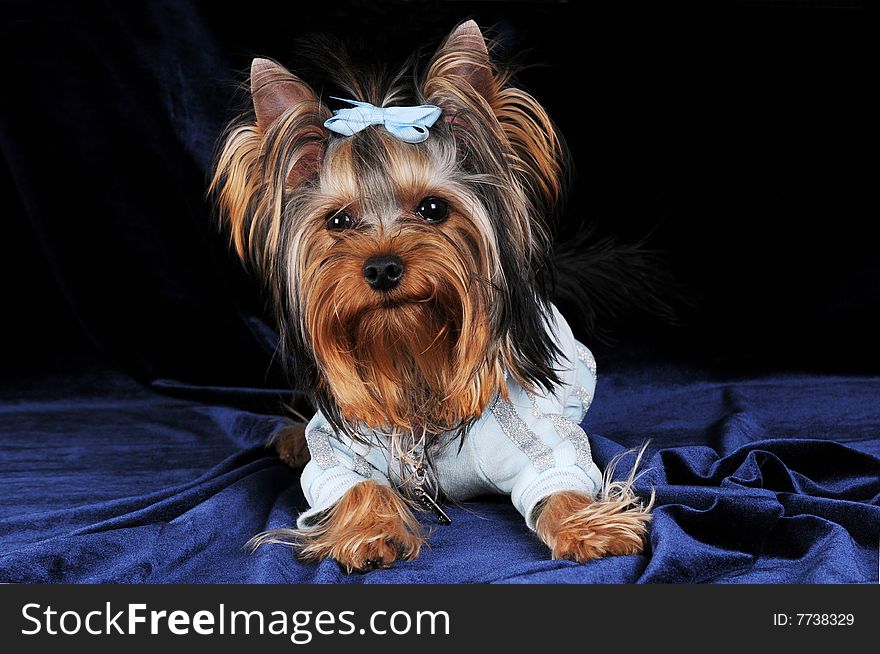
[211,59,329,268]
[250,58,314,131]
[249,58,328,195]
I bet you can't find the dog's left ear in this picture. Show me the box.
[424,20,563,210]
[424,20,497,107]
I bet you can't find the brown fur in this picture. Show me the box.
[302,137,507,433]
[423,21,563,259]
[271,422,310,468]
[209,58,329,284]
[535,447,655,561]
[535,491,652,562]
[248,481,424,573]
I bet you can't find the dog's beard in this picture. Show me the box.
[352,300,461,428]
[306,251,506,436]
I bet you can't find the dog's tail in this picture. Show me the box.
[550,228,682,343]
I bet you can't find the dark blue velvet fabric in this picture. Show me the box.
[2,365,877,583]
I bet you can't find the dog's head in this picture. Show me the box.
[212,21,566,437]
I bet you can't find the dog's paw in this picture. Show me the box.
[535,490,651,563]
[272,422,310,468]
[296,481,424,573]
[333,528,423,573]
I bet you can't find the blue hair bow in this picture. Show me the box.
[323,98,442,144]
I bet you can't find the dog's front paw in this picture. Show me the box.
[332,530,420,573]
[535,490,651,563]
[298,481,424,573]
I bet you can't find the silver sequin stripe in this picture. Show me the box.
[491,397,555,472]
[546,413,594,471]
[528,383,593,416]
[572,385,594,413]
[527,395,595,472]
[351,454,373,478]
[576,344,597,377]
[305,425,338,470]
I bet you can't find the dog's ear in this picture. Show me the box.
[211,59,329,271]
[424,20,497,107]
[424,21,563,212]
[424,21,497,113]
[250,58,314,131]
[211,58,328,268]
[249,58,327,189]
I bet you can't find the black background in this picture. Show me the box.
[1,1,877,393]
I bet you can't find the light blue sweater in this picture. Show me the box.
[297,305,601,531]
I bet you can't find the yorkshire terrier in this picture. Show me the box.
[212,21,653,573]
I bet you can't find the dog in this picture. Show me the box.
[212,21,653,573]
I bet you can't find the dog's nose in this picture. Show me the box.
[363,254,404,291]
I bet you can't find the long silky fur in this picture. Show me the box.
[535,443,655,561]
[211,24,569,471]
[246,480,424,573]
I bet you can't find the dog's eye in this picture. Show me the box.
[326,212,355,231]
[415,197,449,223]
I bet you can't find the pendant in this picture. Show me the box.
[412,462,452,525]
[413,486,452,525]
